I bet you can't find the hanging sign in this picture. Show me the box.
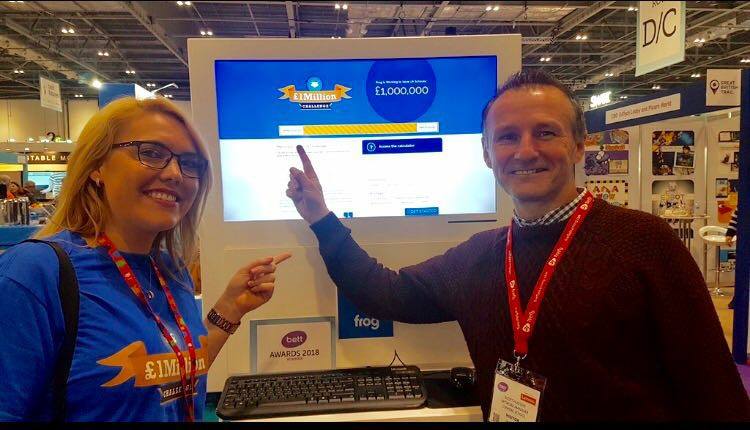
[636,1,685,76]
[26,152,70,164]
[39,76,63,112]
[706,69,741,106]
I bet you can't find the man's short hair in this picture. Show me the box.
[481,69,587,145]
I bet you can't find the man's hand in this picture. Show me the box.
[286,145,331,224]
[725,235,737,246]
[214,253,292,322]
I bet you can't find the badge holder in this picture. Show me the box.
[489,355,547,422]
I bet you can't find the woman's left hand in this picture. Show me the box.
[214,253,292,322]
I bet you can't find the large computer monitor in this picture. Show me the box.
[188,35,521,391]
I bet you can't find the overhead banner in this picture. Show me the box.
[706,69,741,106]
[605,93,681,125]
[26,152,70,164]
[636,1,685,76]
[39,76,62,112]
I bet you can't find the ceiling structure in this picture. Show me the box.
[1,1,749,108]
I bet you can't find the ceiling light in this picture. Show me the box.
[342,3,348,9]
[335,3,341,9]
[539,57,551,62]
[207,30,213,36]
[652,84,661,90]
[493,5,500,11]
[604,72,614,77]
[61,28,68,34]
[176,0,191,5]
[741,58,750,63]
[164,94,173,99]
[691,73,701,78]
[620,95,628,99]
[61,26,75,34]
[575,34,588,40]
[91,78,103,89]
[9,138,15,142]
[97,51,109,57]
[27,138,34,142]
[24,147,30,151]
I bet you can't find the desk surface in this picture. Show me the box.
[232,406,483,422]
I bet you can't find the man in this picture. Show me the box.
[286,70,750,421]
[22,181,38,204]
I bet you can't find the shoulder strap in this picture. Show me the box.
[22,239,79,422]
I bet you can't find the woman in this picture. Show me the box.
[0,175,13,198]
[8,181,33,202]
[0,97,290,422]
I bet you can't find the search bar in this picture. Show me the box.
[279,122,439,137]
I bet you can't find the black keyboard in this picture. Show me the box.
[217,365,427,420]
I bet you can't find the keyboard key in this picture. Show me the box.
[258,398,307,407]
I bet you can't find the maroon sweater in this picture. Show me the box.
[311,198,750,421]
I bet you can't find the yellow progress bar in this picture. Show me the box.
[303,123,418,136]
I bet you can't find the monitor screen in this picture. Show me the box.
[215,56,497,222]
[27,171,66,198]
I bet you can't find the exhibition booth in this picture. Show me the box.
[0,28,747,423]
[584,74,749,364]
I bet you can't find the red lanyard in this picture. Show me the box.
[505,192,594,360]
[98,234,197,422]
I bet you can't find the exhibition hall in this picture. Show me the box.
[0,0,748,423]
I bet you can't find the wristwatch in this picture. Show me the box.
[207,308,240,335]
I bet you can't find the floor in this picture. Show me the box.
[710,287,750,396]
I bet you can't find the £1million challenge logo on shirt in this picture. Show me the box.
[278,76,351,110]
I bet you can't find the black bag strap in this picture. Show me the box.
[22,239,79,422]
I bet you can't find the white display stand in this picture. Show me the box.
[705,113,739,287]
[640,118,708,273]
[187,35,522,392]
[575,125,641,210]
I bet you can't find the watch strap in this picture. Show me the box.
[207,308,240,334]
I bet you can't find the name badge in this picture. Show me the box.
[489,359,547,422]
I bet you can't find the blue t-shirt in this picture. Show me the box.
[0,231,208,422]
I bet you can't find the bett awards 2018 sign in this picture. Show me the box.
[250,317,335,374]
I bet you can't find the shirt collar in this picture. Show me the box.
[513,187,587,227]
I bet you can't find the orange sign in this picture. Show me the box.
[97,335,209,387]
[278,84,351,104]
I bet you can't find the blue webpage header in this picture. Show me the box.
[215,56,497,139]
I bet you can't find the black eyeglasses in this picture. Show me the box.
[112,141,207,179]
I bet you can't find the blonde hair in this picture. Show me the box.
[36,97,213,271]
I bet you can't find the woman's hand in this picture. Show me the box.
[213,253,292,322]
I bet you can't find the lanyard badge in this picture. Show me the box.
[98,234,198,422]
[489,192,594,422]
